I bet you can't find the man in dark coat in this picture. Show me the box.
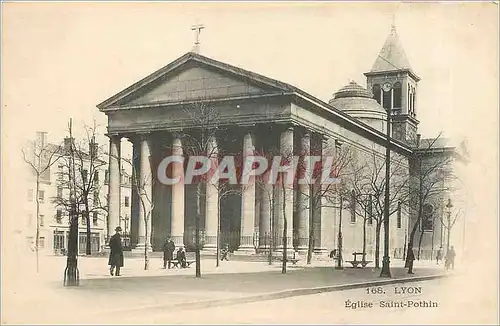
[108,226,124,276]
[162,238,176,269]
[407,247,415,274]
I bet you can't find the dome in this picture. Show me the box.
[329,81,387,132]
[332,81,373,99]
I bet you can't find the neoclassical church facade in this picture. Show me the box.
[97,26,467,259]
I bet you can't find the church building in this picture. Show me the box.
[97,25,468,261]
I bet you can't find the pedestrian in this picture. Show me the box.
[436,248,442,265]
[176,247,187,268]
[108,226,124,276]
[445,246,456,270]
[407,247,415,274]
[162,238,176,269]
[220,244,230,261]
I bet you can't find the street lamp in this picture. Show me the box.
[445,198,453,252]
[380,95,392,278]
[334,139,344,270]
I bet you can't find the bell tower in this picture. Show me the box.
[364,25,420,146]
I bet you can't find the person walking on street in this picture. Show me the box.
[108,226,124,276]
[162,238,176,269]
[446,246,456,270]
[436,248,442,265]
[407,247,415,274]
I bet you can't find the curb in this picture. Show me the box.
[93,273,449,317]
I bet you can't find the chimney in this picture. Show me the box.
[416,134,421,147]
[89,136,98,159]
[64,137,74,152]
[36,131,47,148]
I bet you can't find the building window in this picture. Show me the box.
[372,84,381,104]
[56,209,63,224]
[53,231,65,251]
[27,189,33,202]
[38,237,45,249]
[93,191,99,205]
[93,212,98,226]
[421,203,434,232]
[383,89,392,110]
[38,190,45,203]
[82,215,87,225]
[58,164,64,181]
[350,190,356,223]
[57,186,63,198]
[412,89,416,115]
[39,215,44,227]
[393,82,402,108]
[82,169,88,183]
[397,201,402,229]
[125,196,130,207]
[94,171,99,183]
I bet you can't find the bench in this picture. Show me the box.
[273,255,300,265]
[170,259,196,268]
[346,252,372,268]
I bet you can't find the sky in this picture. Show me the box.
[2,2,498,220]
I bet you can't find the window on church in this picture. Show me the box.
[383,90,392,110]
[393,82,402,108]
[412,90,416,115]
[372,84,381,104]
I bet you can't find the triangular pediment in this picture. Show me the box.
[98,52,291,110]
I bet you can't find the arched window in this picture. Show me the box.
[372,84,381,104]
[412,89,416,116]
[393,82,402,108]
[383,89,392,110]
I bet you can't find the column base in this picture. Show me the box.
[297,246,310,254]
[132,243,153,253]
[235,245,257,255]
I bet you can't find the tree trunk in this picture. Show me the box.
[85,201,92,255]
[446,217,451,253]
[362,218,367,263]
[195,182,202,278]
[306,209,314,265]
[281,183,287,274]
[374,221,382,269]
[144,212,149,270]
[35,176,40,273]
[417,227,424,260]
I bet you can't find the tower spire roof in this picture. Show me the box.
[370,25,412,73]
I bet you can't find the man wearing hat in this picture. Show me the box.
[108,226,124,276]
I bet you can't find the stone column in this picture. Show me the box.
[204,135,219,252]
[276,126,294,250]
[135,133,152,252]
[239,131,256,252]
[170,134,185,247]
[259,183,273,250]
[107,135,121,240]
[314,136,335,255]
[297,131,310,253]
[129,138,141,247]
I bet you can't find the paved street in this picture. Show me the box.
[2,253,454,324]
[95,275,497,325]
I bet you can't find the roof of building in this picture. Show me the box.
[370,25,413,73]
[329,81,386,115]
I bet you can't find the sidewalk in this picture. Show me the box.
[2,254,450,324]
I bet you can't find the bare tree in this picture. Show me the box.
[406,133,455,268]
[53,121,107,255]
[346,146,411,268]
[22,132,62,272]
[181,102,221,278]
[294,139,354,264]
[121,153,154,270]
